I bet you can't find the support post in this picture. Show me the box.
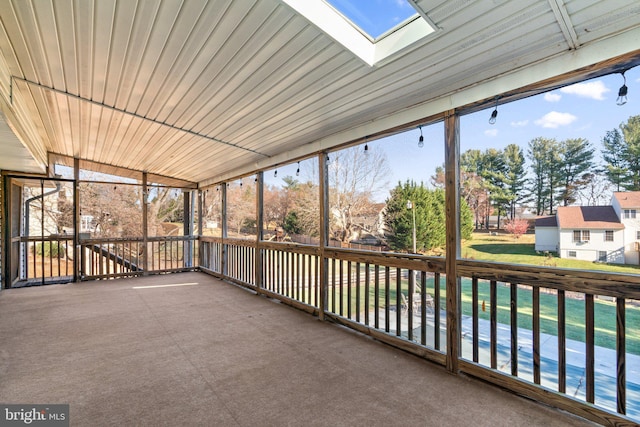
[221,183,228,278]
[142,172,148,275]
[445,110,461,373]
[319,152,329,320]
[255,172,264,289]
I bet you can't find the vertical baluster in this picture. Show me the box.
[331,258,336,313]
[339,260,344,317]
[356,262,361,323]
[585,293,595,404]
[308,254,313,306]
[300,253,306,302]
[490,280,497,369]
[558,289,566,393]
[616,297,626,415]
[56,239,61,278]
[510,283,518,376]
[314,255,319,307]
[364,262,370,326]
[472,277,479,363]
[421,271,426,346]
[408,270,414,342]
[347,261,352,319]
[374,265,380,329]
[396,267,401,337]
[434,273,441,351]
[533,286,541,384]
[289,252,294,297]
[385,266,390,333]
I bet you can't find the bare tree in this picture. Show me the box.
[328,146,390,243]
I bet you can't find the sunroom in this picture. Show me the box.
[1,0,640,425]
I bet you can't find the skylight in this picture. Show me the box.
[283,0,437,66]
[324,0,418,39]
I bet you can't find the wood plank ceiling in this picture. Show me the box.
[0,0,639,186]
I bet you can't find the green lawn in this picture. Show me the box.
[462,232,640,274]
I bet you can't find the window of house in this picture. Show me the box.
[605,230,614,242]
[568,251,577,258]
[598,251,607,262]
[636,230,640,240]
[573,230,590,242]
[624,209,637,219]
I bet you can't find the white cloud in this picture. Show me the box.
[560,81,609,100]
[484,129,498,137]
[510,120,529,127]
[534,111,577,128]
[544,93,561,102]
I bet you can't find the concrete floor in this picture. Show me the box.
[0,272,596,426]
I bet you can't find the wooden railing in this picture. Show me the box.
[457,260,640,425]
[199,237,640,426]
[21,235,75,284]
[80,236,197,280]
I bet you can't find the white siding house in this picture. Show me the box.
[534,204,626,264]
[612,192,640,264]
[534,216,558,252]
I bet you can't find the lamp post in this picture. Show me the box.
[406,200,416,254]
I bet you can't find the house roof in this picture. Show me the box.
[613,191,640,209]
[0,1,640,185]
[556,206,623,230]
[535,216,557,227]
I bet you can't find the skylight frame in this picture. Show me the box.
[282,0,437,66]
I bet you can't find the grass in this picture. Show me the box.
[462,232,640,274]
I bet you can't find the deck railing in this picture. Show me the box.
[80,236,198,280]
[21,235,75,284]
[200,237,640,426]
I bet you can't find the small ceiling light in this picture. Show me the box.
[296,161,300,176]
[489,97,499,125]
[239,180,243,187]
[274,169,278,177]
[364,142,369,153]
[617,71,628,106]
[418,125,424,148]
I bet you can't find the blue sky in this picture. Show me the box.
[325,0,417,38]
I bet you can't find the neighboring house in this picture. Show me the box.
[535,192,640,265]
[611,191,640,264]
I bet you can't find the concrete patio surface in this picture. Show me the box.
[0,272,597,426]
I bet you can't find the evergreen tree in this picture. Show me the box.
[502,144,527,219]
[602,129,627,191]
[527,138,562,215]
[558,138,594,206]
[602,116,640,191]
[384,181,472,252]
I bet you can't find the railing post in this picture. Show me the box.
[445,110,461,373]
[319,152,329,320]
[255,172,263,289]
